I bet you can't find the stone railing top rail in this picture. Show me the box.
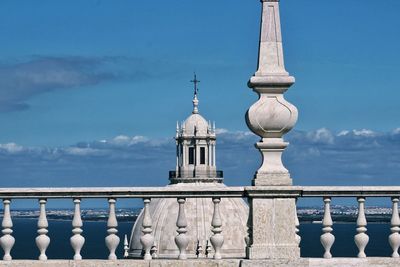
[0,186,245,199]
[301,186,400,197]
[0,186,400,199]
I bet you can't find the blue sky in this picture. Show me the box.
[0,0,400,189]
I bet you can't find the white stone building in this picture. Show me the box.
[128,78,248,259]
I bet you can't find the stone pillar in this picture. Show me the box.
[176,143,179,173]
[212,143,216,167]
[195,141,199,167]
[207,141,212,167]
[246,0,298,186]
[245,0,300,260]
[182,144,186,166]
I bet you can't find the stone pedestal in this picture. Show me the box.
[252,139,292,186]
[246,195,300,259]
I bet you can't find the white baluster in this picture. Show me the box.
[354,197,369,258]
[123,234,129,258]
[205,240,212,258]
[175,198,188,260]
[320,197,335,258]
[0,199,15,261]
[36,199,50,261]
[389,197,400,257]
[295,201,301,246]
[70,198,84,260]
[210,198,224,260]
[105,198,120,260]
[140,198,154,260]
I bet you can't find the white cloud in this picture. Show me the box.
[64,147,103,156]
[392,128,400,135]
[0,142,24,153]
[1,128,400,187]
[108,135,149,146]
[337,130,349,136]
[217,130,255,143]
[352,129,377,137]
[215,128,228,134]
[306,128,334,144]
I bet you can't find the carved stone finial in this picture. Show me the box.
[192,94,199,114]
[246,0,297,186]
[196,239,203,258]
[123,234,129,258]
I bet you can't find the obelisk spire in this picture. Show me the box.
[246,0,298,186]
[255,0,288,76]
[246,1,301,261]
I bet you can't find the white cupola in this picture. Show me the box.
[169,74,222,184]
[129,75,248,259]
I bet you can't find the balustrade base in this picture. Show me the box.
[247,197,300,260]
[246,244,300,260]
[0,258,399,267]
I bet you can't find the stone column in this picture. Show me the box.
[195,140,199,167]
[182,144,186,166]
[176,143,179,173]
[246,0,298,186]
[245,0,300,260]
[212,143,216,167]
[208,142,211,166]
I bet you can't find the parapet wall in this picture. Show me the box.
[0,259,398,267]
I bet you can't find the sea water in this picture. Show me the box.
[8,219,132,259]
[3,219,393,259]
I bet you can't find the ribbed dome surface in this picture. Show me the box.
[183,113,209,135]
[128,183,248,259]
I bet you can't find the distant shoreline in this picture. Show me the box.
[6,207,393,224]
[12,217,138,222]
[10,216,391,224]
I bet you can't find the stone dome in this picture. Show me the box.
[128,183,248,259]
[183,113,209,136]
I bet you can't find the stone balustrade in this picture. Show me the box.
[0,186,400,265]
[0,186,244,262]
[299,186,400,260]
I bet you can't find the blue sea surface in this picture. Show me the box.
[299,223,392,258]
[9,219,133,259]
[2,219,394,259]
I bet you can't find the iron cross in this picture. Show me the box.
[190,73,200,96]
